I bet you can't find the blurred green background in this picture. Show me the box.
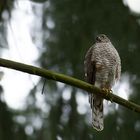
[0,0,140,140]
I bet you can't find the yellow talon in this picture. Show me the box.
[101,88,113,102]
[101,88,111,95]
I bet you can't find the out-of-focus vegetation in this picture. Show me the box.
[0,0,140,140]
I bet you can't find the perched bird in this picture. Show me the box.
[84,34,121,131]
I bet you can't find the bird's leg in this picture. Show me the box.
[101,86,113,102]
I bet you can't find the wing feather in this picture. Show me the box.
[84,46,96,84]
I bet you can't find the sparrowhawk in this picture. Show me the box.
[84,34,121,131]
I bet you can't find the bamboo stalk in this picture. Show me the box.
[0,58,139,113]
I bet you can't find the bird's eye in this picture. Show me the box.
[101,35,105,38]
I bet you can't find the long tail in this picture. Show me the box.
[89,94,104,131]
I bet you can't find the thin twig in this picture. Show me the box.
[41,78,46,94]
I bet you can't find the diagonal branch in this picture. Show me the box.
[0,58,140,113]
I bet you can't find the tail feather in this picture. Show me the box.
[89,94,104,131]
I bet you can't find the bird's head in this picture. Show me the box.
[96,34,110,43]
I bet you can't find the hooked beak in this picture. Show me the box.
[96,36,101,42]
